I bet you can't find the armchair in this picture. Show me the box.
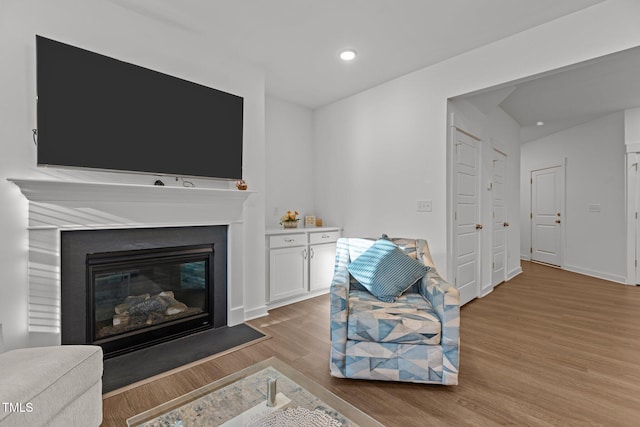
[330,237,460,384]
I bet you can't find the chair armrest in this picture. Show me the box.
[329,239,351,378]
[419,270,460,347]
[419,270,460,384]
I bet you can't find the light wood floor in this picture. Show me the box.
[102,261,640,426]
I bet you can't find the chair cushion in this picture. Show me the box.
[347,238,429,302]
[347,289,441,345]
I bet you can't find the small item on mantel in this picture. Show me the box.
[315,218,323,227]
[236,179,248,190]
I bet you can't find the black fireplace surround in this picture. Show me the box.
[61,226,227,358]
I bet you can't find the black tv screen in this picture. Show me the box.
[36,36,244,180]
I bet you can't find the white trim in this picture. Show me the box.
[563,264,626,285]
[6,178,254,204]
[479,287,493,298]
[266,288,330,311]
[242,305,269,322]
[507,266,523,281]
[520,254,531,261]
[625,142,640,153]
[228,306,247,326]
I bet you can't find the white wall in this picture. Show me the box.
[520,112,626,283]
[265,96,316,228]
[448,99,522,295]
[0,0,266,350]
[314,0,640,278]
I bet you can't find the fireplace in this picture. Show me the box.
[61,226,227,358]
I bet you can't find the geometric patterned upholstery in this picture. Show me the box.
[331,237,460,385]
[347,289,441,344]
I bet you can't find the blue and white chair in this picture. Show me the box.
[330,237,460,384]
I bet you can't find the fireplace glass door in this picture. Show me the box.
[87,245,215,356]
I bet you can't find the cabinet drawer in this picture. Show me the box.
[309,230,341,245]
[269,233,306,248]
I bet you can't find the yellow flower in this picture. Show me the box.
[279,209,300,225]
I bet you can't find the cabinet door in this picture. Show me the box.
[309,243,337,291]
[269,246,308,302]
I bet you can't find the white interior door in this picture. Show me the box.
[531,166,564,266]
[492,149,507,286]
[453,129,481,305]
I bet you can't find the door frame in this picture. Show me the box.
[527,158,566,268]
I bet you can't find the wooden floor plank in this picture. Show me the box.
[102,261,640,426]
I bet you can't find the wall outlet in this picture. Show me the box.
[417,200,432,212]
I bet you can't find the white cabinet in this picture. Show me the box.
[269,246,308,301]
[266,227,342,307]
[309,243,337,291]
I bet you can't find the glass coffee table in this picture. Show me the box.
[127,357,383,426]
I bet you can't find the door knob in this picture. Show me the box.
[503,222,509,227]
[475,224,483,230]
[555,219,561,224]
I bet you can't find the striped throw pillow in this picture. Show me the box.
[347,239,429,302]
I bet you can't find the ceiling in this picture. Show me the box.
[107,0,604,109]
[461,45,640,143]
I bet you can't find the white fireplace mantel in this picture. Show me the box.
[8,177,254,337]
[8,178,253,205]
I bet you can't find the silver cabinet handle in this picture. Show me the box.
[303,249,308,259]
[322,234,331,239]
[310,248,315,258]
[284,238,295,243]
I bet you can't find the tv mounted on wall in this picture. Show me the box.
[36,35,244,180]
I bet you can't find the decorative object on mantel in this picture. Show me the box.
[236,179,248,190]
[280,210,300,228]
[316,218,323,227]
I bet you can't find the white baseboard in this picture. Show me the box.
[266,289,330,311]
[563,264,626,284]
[243,305,269,322]
[228,306,246,326]
[507,266,523,281]
[479,287,493,298]
[520,254,531,261]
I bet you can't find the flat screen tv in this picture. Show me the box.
[36,35,244,180]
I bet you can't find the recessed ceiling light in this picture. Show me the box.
[339,49,357,61]
[536,121,544,126]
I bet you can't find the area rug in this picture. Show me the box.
[102,324,266,394]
